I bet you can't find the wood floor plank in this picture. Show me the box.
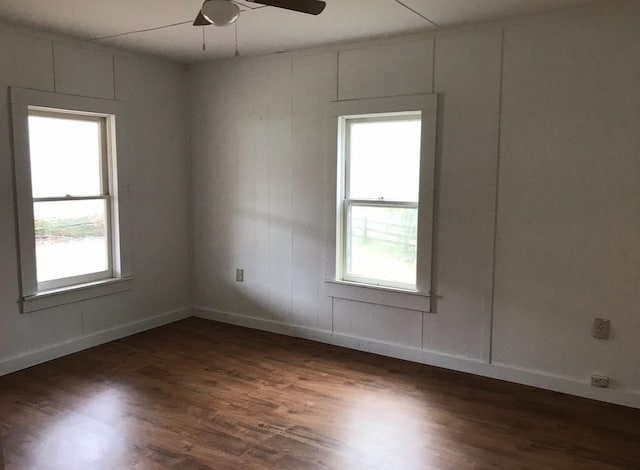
[0,317,638,469]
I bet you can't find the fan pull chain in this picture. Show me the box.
[234,22,240,57]
[202,26,206,52]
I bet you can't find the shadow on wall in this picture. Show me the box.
[196,204,327,328]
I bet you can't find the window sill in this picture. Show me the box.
[324,280,431,312]
[21,277,133,313]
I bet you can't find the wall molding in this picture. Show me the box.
[194,307,640,410]
[0,306,192,377]
[3,305,638,410]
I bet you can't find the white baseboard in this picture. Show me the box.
[0,306,192,377]
[4,305,638,410]
[194,307,640,410]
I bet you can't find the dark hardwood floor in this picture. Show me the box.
[0,318,638,469]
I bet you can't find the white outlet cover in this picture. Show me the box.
[591,375,610,388]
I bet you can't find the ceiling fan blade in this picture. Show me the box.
[252,0,326,15]
[193,11,212,26]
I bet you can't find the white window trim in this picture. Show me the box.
[10,87,133,313]
[325,94,438,312]
[324,279,430,312]
[22,277,134,313]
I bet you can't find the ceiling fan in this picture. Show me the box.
[193,0,327,27]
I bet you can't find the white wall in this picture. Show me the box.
[493,7,640,391]
[1,2,637,409]
[189,3,640,408]
[0,26,192,374]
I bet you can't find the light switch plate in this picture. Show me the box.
[592,318,610,340]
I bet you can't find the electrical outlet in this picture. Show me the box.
[591,375,609,388]
[592,318,610,340]
[236,268,244,282]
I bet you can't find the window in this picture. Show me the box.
[341,113,421,289]
[29,110,112,290]
[11,88,132,312]
[328,94,437,310]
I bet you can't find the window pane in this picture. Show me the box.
[28,114,103,198]
[34,200,109,283]
[347,205,417,287]
[348,118,421,201]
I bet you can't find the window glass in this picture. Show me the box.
[346,205,417,287]
[28,114,103,198]
[348,118,421,202]
[34,199,109,283]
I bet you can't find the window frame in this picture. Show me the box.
[341,112,422,290]
[327,94,437,312]
[10,87,133,313]
[29,109,114,291]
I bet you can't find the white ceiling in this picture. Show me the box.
[0,0,604,63]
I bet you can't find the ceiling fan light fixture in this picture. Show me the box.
[202,0,240,26]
